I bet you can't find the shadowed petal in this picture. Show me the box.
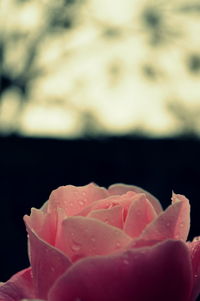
[0,268,34,301]
[21,299,44,301]
[187,237,200,301]
[49,240,192,301]
[108,183,162,214]
[24,219,71,300]
[55,216,131,261]
[128,237,161,249]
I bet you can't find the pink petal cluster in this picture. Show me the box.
[0,183,199,301]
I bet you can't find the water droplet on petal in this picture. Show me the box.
[79,200,85,206]
[71,243,81,252]
[91,237,96,243]
[116,241,121,248]
[123,259,129,265]
[166,222,170,227]
[180,223,184,228]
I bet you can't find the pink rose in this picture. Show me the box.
[0,183,200,301]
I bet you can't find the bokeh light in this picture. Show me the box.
[1,0,200,138]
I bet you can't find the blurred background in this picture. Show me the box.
[0,0,200,282]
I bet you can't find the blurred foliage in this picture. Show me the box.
[0,0,200,138]
[187,53,200,74]
[167,100,200,138]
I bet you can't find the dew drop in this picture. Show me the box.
[79,200,85,206]
[91,237,96,243]
[180,223,184,228]
[71,243,81,252]
[116,241,121,248]
[166,222,170,227]
[123,259,129,265]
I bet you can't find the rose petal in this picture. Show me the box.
[55,216,131,261]
[187,237,200,301]
[25,209,57,245]
[87,205,123,229]
[0,268,34,301]
[48,183,108,216]
[77,192,136,220]
[139,193,190,241]
[108,183,163,214]
[128,237,162,248]
[49,240,192,301]
[24,219,71,300]
[21,299,44,301]
[123,194,157,238]
[76,196,116,217]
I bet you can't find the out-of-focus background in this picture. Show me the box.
[1,0,200,137]
[0,0,200,282]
